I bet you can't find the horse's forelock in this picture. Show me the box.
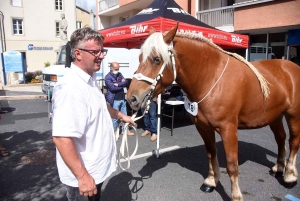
[141,33,171,66]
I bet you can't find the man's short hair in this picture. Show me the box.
[70,26,104,59]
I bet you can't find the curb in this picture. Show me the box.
[3,83,42,88]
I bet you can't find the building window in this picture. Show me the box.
[11,0,22,7]
[55,21,60,37]
[12,19,23,35]
[55,0,63,11]
[76,21,82,29]
[119,16,129,22]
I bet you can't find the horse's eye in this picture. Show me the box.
[152,57,161,65]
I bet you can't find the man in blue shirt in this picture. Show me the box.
[105,62,134,136]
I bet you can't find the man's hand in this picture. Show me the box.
[122,79,125,82]
[114,83,118,86]
[119,114,136,127]
[78,173,98,197]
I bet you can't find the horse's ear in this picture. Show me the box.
[149,27,156,35]
[163,21,178,44]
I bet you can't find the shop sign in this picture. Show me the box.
[28,44,53,50]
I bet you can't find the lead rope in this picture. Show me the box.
[197,57,229,104]
[116,101,151,170]
[118,41,176,170]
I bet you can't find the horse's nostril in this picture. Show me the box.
[130,96,137,103]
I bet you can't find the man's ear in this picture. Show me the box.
[74,49,82,61]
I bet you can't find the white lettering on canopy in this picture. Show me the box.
[130,25,148,34]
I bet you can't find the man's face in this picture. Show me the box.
[111,63,120,72]
[75,39,105,76]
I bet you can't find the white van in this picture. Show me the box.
[41,45,141,97]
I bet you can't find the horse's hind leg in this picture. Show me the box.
[195,125,220,192]
[269,115,286,175]
[284,115,300,184]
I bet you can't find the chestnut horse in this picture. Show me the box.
[127,24,300,201]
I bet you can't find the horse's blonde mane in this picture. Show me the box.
[142,31,270,99]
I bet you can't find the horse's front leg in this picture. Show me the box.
[195,125,220,192]
[220,125,243,201]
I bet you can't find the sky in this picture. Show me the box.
[76,0,96,13]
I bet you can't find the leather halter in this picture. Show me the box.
[132,41,176,111]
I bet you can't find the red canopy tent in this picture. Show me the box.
[100,0,248,49]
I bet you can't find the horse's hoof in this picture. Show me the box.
[269,170,283,177]
[284,181,297,189]
[200,184,215,193]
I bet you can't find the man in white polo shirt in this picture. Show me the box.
[52,27,135,201]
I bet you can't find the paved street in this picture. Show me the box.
[0,85,299,201]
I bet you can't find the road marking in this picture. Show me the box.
[0,95,47,100]
[120,145,180,163]
[286,194,300,201]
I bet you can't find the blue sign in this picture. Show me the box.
[3,51,23,72]
[28,44,33,50]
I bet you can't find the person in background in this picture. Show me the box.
[0,114,8,157]
[65,41,72,68]
[52,27,135,201]
[105,62,134,136]
[141,98,158,141]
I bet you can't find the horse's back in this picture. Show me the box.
[252,59,300,96]
[252,59,300,114]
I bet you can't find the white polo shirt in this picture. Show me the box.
[52,63,117,187]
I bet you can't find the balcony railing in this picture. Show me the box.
[99,0,119,12]
[196,6,234,28]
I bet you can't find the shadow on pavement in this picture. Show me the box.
[0,130,65,201]
[102,141,278,201]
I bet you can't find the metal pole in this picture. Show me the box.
[265,32,269,60]
[155,94,161,158]
[287,46,290,60]
[0,11,5,85]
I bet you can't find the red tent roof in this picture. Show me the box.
[100,0,248,49]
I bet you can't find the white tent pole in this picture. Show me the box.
[155,94,161,158]
[265,32,269,60]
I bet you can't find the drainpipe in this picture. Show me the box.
[286,46,290,60]
[0,11,7,85]
[265,32,269,60]
[195,0,199,17]
[96,0,99,30]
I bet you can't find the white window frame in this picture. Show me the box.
[55,0,64,11]
[12,18,24,35]
[76,21,82,29]
[11,0,22,7]
[55,21,60,37]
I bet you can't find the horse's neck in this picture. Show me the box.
[174,37,225,102]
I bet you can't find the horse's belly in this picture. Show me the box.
[237,104,286,129]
